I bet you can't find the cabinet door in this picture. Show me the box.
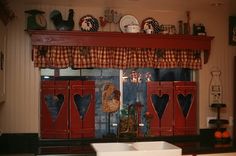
[70,80,95,138]
[41,80,69,139]
[174,81,197,135]
[147,81,174,136]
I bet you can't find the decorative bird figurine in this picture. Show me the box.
[99,16,107,31]
[50,9,74,31]
[79,15,99,32]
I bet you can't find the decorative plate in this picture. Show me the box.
[79,15,99,32]
[119,15,139,33]
[141,17,160,33]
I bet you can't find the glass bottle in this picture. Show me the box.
[178,20,183,34]
[209,69,223,104]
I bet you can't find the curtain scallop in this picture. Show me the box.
[32,45,202,69]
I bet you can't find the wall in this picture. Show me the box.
[0,0,40,133]
[198,8,235,129]
[0,0,236,134]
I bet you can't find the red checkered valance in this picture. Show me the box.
[32,45,202,69]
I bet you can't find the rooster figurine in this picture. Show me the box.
[50,9,74,31]
[99,16,107,31]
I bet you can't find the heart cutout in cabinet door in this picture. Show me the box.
[74,94,91,119]
[151,94,169,119]
[45,94,64,122]
[177,94,192,118]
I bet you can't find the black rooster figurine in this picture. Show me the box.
[50,9,74,31]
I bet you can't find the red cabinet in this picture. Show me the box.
[147,82,174,136]
[40,80,95,139]
[174,81,197,135]
[147,81,197,136]
[70,81,95,138]
[41,80,69,139]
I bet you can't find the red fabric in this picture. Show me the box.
[32,45,202,69]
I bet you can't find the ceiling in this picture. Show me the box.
[20,0,229,10]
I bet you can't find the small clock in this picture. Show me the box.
[25,9,47,30]
[35,14,47,28]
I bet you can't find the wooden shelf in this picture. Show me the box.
[211,103,226,108]
[209,119,229,125]
[27,30,214,63]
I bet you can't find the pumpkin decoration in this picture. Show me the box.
[214,130,231,144]
[222,130,230,139]
[214,130,222,139]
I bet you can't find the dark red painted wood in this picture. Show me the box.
[27,30,214,64]
[147,82,160,136]
[41,80,69,139]
[69,80,95,138]
[159,82,174,136]
[147,81,174,136]
[174,81,197,135]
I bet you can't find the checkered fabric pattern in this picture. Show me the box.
[152,49,202,69]
[32,45,71,68]
[32,45,202,69]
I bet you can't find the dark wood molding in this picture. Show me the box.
[27,30,214,64]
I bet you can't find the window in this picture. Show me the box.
[41,68,193,138]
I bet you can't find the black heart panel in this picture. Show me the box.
[74,94,91,119]
[45,94,64,122]
[177,94,192,117]
[151,94,169,119]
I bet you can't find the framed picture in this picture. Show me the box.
[0,51,3,70]
[0,50,5,104]
[229,16,236,46]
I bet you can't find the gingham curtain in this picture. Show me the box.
[32,45,202,69]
